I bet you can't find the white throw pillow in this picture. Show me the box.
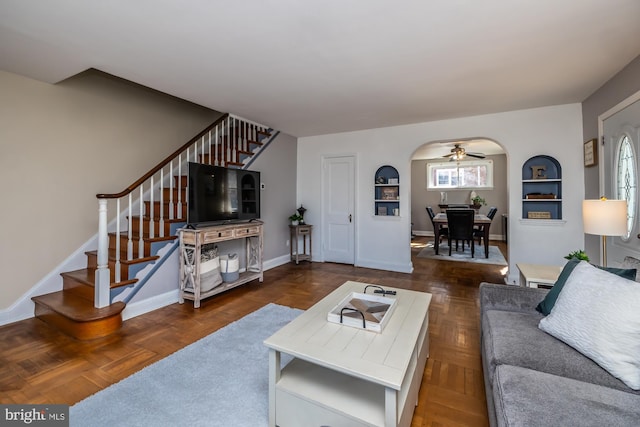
[538,261,640,390]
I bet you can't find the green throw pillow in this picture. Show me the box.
[536,259,636,315]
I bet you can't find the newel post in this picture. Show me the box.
[95,199,111,308]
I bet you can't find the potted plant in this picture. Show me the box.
[564,249,589,262]
[471,195,486,208]
[288,213,303,225]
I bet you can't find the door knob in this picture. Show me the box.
[349,214,352,223]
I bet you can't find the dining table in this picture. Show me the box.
[432,212,492,258]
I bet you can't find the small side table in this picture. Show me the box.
[289,224,313,264]
[516,263,562,288]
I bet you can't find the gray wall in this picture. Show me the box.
[582,55,640,259]
[0,67,298,313]
[0,69,220,309]
[249,132,298,261]
[411,154,508,235]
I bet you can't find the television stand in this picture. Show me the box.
[178,221,264,308]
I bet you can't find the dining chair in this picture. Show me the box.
[475,207,498,245]
[426,206,448,243]
[446,209,475,257]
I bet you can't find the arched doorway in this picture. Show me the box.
[409,138,509,262]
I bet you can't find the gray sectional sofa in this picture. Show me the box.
[480,282,640,427]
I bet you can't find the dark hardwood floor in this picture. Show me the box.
[0,236,508,426]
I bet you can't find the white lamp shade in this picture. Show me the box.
[582,199,628,236]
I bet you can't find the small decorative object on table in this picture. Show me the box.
[296,205,307,224]
[564,249,589,262]
[288,213,303,225]
[471,195,486,207]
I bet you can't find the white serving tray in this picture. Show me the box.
[327,291,397,333]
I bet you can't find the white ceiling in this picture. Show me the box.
[1,0,639,137]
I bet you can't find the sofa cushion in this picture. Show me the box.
[622,255,640,281]
[536,258,636,315]
[493,365,640,427]
[539,261,640,390]
[482,309,639,394]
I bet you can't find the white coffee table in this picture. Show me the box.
[516,263,563,288]
[264,281,432,427]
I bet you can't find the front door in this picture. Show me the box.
[602,94,640,263]
[322,155,355,264]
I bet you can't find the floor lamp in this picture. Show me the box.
[582,199,627,267]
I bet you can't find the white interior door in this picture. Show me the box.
[602,96,640,264]
[322,155,355,264]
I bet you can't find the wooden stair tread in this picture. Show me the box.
[247,139,264,146]
[109,231,177,243]
[32,291,125,322]
[129,215,187,223]
[61,268,137,288]
[85,250,159,265]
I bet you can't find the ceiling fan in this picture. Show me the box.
[443,143,486,161]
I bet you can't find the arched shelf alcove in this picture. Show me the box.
[374,165,399,216]
[522,155,562,220]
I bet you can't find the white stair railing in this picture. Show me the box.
[94,113,273,308]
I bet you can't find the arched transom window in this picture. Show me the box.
[615,134,637,240]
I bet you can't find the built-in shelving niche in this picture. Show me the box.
[374,165,400,216]
[522,155,562,220]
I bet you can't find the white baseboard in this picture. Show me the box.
[264,254,292,270]
[0,234,98,327]
[122,289,180,321]
[0,252,296,326]
[355,258,413,274]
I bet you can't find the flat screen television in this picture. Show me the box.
[187,162,260,227]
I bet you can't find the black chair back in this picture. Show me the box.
[427,206,448,241]
[487,207,498,220]
[446,209,476,257]
[426,206,436,220]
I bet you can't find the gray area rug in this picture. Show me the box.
[417,241,507,266]
[70,303,302,427]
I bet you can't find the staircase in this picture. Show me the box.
[32,114,275,340]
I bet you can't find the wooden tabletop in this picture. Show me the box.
[433,213,491,224]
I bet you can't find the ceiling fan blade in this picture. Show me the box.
[467,153,486,159]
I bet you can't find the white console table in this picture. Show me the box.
[264,281,432,427]
[178,221,263,308]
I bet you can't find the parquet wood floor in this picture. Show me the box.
[0,237,509,426]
